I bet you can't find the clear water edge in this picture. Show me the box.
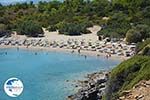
[0,48,121,100]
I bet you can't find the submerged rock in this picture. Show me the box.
[67,72,109,100]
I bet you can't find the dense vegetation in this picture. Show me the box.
[0,0,150,40]
[0,24,11,37]
[106,55,150,100]
[17,20,44,37]
[126,25,150,43]
[106,41,150,100]
[136,38,150,55]
[0,1,150,99]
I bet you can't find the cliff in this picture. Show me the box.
[106,55,150,100]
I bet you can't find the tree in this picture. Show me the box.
[0,3,3,7]
[136,38,150,53]
[97,12,131,38]
[29,1,34,6]
[135,24,150,39]
[58,23,81,35]
[126,28,142,43]
[47,25,57,32]
[17,20,44,37]
[92,0,110,16]
[0,24,11,37]
[57,22,91,36]
[142,45,150,55]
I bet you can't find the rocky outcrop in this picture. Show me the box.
[119,80,150,100]
[106,56,150,100]
[67,72,109,100]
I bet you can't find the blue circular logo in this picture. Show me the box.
[4,78,24,97]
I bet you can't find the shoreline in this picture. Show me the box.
[0,45,119,100]
[67,71,109,100]
[0,44,129,100]
[0,45,130,61]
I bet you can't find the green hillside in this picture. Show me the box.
[0,0,150,39]
[107,41,150,99]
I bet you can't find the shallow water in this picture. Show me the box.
[0,48,120,100]
[0,0,64,5]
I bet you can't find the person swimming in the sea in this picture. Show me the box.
[17,47,19,51]
[84,55,87,59]
[35,52,37,55]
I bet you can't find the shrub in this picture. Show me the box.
[62,23,81,36]
[126,24,150,43]
[142,46,150,55]
[107,56,150,99]
[17,20,44,37]
[47,25,57,32]
[57,22,90,36]
[98,12,131,38]
[135,24,150,39]
[0,24,11,37]
[126,28,142,43]
[136,38,150,53]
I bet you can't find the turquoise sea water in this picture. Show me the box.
[0,0,64,5]
[0,48,120,100]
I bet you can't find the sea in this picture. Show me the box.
[0,48,120,100]
[0,0,64,5]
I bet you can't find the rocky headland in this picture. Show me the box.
[67,72,109,100]
[119,80,150,100]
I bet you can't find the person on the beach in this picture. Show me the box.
[109,53,111,57]
[71,50,74,53]
[106,54,109,59]
[78,49,81,54]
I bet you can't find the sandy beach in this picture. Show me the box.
[0,45,129,61]
[0,25,133,61]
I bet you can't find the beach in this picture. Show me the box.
[0,25,134,61]
[0,26,135,99]
[0,46,120,100]
[0,45,129,61]
[0,0,149,99]
[0,25,138,100]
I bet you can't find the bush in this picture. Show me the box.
[142,46,150,55]
[81,21,93,28]
[126,28,142,43]
[135,24,150,39]
[126,24,150,43]
[57,22,90,36]
[107,56,150,99]
[97,12,131,38]
[63,23,81,36]
[17,20,44,37]
[97,28,121,39]
[0,24,11,37]
[136,38,150,53]
[82,29,91,34]
[47,25,57,32]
